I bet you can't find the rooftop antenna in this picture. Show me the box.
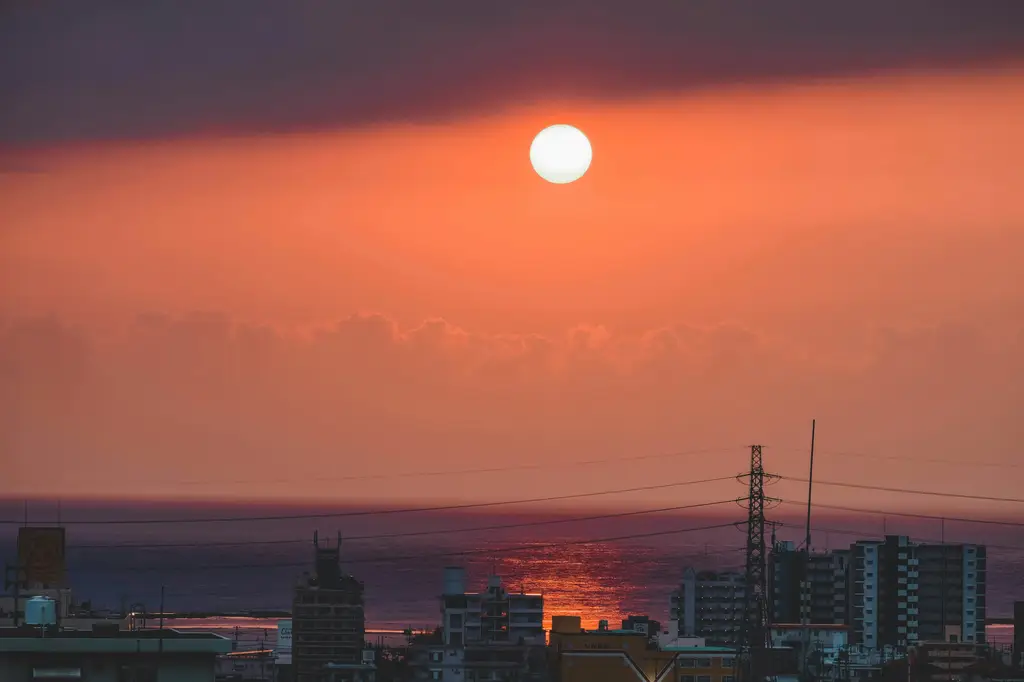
[804,419,816,552]
[801,420,816,682]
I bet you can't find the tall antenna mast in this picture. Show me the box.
[802,421,816,682]
[804,420,815,552]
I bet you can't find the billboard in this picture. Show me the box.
[17,527,66,588]
[277,619,292,664]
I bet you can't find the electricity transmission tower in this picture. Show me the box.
[739,445,774,682]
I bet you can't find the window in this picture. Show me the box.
[722,658,736,668]
[697,676,712,682]
[866,609,873,615]
[431,652,443,662]
[450,613,463,628]
[696,658,712,668]
[681,676,696,682]
[431,671,443,681]
[724,677,736,682]
[678,659,696,668]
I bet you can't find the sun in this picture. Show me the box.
[530,124,592,184]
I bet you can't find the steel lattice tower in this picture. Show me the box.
[739,444,771,682]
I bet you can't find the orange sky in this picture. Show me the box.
[2,66,1023,513]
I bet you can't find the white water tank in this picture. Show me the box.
[25,597,57,626]
[443,567,466,596]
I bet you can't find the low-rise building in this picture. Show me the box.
[550,614,737,682]
[441,568,544,646]
[0,623,231,681]
[908,639,989,682]
[407,640,547,682]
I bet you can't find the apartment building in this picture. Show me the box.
[292,534,367,682]
[770,541,850,626]
[849,536,985,650]
[669,569,745,646]
[441,568,545,646]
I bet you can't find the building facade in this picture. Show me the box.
[292,535,366,682]
[770,542,850,626]
[550,616,737,682]
[0,625,231,681]
[407,641,548,682]
[441,568,544,646]
[670,569,745,646]
[848,536,985,650]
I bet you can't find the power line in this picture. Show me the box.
[777,499,1024,528]
[810,448,1019,470]
[71,521,745,572]
[144,446,747,488]
[776,476,1024,504]
[67,498,744,550]
[0,474,738,526]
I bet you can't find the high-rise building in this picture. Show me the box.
[848,536,985,649]
[770,541,849,626]
[669,568,745,646]
[292,534,368,682]
[441,568,544,646]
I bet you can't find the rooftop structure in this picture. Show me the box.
[0,624,231,681]
[441,568,544,646]
[292,533,366,682]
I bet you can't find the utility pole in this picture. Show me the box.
[158,585,165,677]
[739,445,772,682]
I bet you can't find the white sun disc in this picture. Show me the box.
[530,124,592,184]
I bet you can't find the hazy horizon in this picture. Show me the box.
[3,3,1023,514]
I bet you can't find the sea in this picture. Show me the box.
[2,499,1020,652]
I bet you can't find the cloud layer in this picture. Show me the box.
[3,0,1023,143]
[2,311,1021,503]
